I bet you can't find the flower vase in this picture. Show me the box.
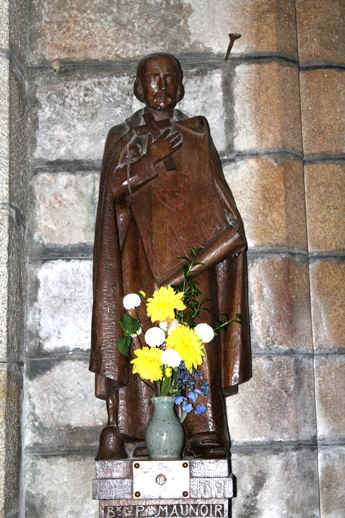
[145,396,184,459]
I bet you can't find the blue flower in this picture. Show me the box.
[200,382,210,396]
[195,404,206,415]
[175,396,186,405]
[182,402,193,414]
[187,391,199,403]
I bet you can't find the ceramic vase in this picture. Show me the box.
[145,396,184,459]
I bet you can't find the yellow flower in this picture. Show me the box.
[131,347,163,382]
[146,286,186,323]
[165,367,172,378]
[166,325,204,372]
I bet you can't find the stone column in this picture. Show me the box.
[296,1,345,516]
[0,0,26,515]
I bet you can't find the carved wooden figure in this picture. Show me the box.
[90,53,251,459]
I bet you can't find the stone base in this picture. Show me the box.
[93,459,233,518]
[99,499,230,518]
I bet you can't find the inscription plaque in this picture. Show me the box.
[100,500,228,518]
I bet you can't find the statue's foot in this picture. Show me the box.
[96,425,127,460]
[183,433,229,459]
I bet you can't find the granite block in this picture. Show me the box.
[0,363,22,516]
[9,66,27,214]
[4,363,22,517]
[226,356,316,443]
[32,68,225,162]
[224,158,307,250]
[305,163,345,253]
[319,446,345,518]
[300,69,345,157]
[25,454,98,517]
[248,255,312,352]
[315,356,345,442]
[25,359,104,450]
[309,260,345,351]
[0,208,8,361]
[296,0,345,66]
[28,0,192,63]
[31,171,98,246]
[27,0,295,64]
[231,448,319,518]
[7,215,25,360]
[0,364,7,502]
[233,62,302,153]
[28,260,92,353]
[0,55,9,205]
[227,0,297,58]
[9,0,28,64]
[0,0,8,49]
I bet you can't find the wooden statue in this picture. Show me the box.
[90,53,251,459]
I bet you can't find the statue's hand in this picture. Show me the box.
[147,127,183,164]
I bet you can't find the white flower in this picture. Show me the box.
[167,319,179,334]
[194,323,215,343]
[159,319,179,334]
[123,293,141,310]
[162,348,182,368]
[131,327,142,338]
[144,327,166,347]
[159,321,168,331]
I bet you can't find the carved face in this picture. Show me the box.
[141,56,181,111]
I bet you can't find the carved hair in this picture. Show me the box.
[134,53,185,104]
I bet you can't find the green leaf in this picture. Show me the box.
[117,336,131,356]
[118,313,140,336]
[190,247,201,258]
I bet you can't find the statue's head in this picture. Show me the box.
[134,53,184,111]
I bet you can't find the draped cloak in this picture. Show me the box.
[90,109,251,441]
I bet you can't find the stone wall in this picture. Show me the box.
[3,0,345,516]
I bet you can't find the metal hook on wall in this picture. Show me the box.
[224,33,241,60]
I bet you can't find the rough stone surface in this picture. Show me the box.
[226,356,316,444]
[300,70,345,157]
[309,260,345,351]
[9,66,27,213]
[0,364,7,507]
[248,255,312,352]
[231,448,319,518]
[0,55,9,205]
[28,260,92,354]
[28,0,193,63]
[296,0,345,65]
[31,171,98,246]
[179,69,226,151]
[315,356,345,442]
[233,62,302,153]
[319,446,345,518]
[24,454,98,517]
[0,208,8,361]
[9,0,28,64]
[32,67,225,162]
[0,0,8,49]
[227,0,297,58]
[224,158,307,251]
[0,364,22,517]
[7,216,25,360]
[26,0,297,64]
[25,359,104,450]
[4,363,22,518]
[305,163,345,253]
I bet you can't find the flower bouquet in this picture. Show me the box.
[117,248,240,458]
